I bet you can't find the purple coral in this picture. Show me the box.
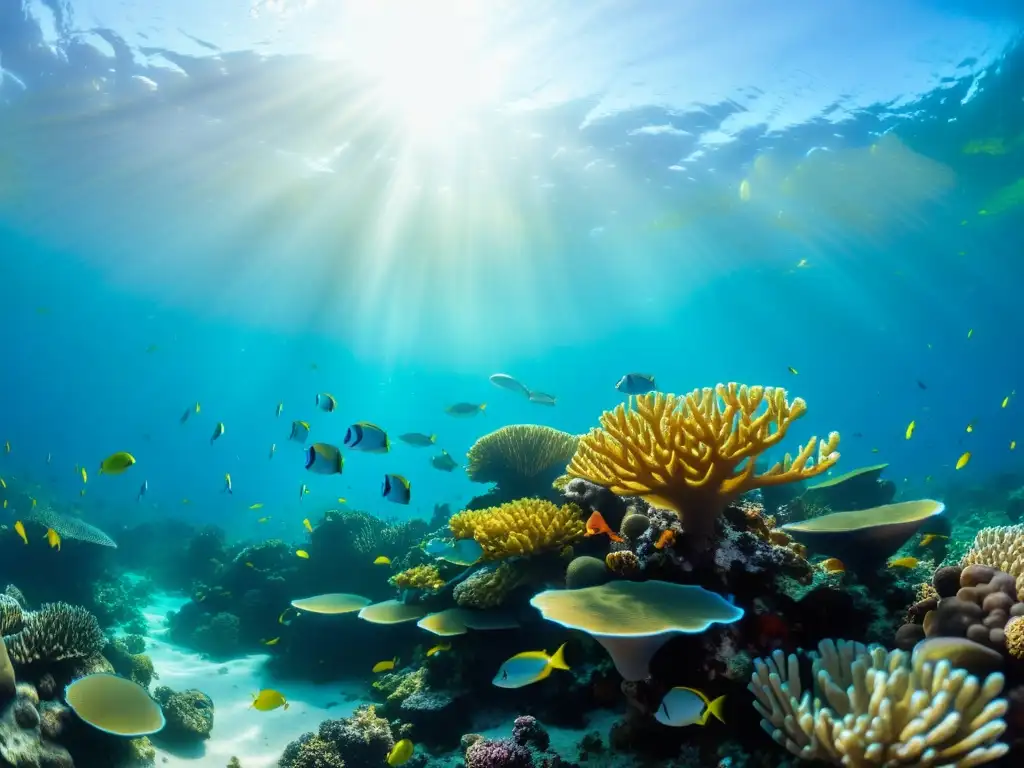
[512,716,550,751]
[466,738,534,768]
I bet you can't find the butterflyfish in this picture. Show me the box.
[223,473,233,494]
[905,421,915,440]
[492,643,570,689]
[387,739,414,767]
[956,451,971,470]
[289,421,310,443]
[426,642,451,657]
[889,556,919,568]
[655,686,726,727]
[374,556,391,566]
[1012,441,1017,451]
[99,452,136,474]
[584,511,623,542]
[430,450,458,472]
[372,657,398,673]
[210,422,225,444]
[398,433,436,447]
[315,393,337,412]
[615,374,655,395]
[45,528,60,551]
[305,443,343,475]
[1003,395,1011,408]
[966,422,975,433]
[14,521,27,545]
[382,474,411,505]
[444,402,486,417]
[303,518,313,533]
[296,549,310,559]
[250,689,288,712]
[344,422,390,453]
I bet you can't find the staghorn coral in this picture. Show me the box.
[390,564,446,593]
[467,425,580,501]
[3,602,104,665]
[749,638,1009,766]
[568,385,840,547]
[453,562,526,609]
[961,525,1024,600]
[449,499,586,560]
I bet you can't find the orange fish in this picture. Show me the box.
[654,530,675,550]
[584,511,624,543]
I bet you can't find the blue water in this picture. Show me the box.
[1,0,1023,542]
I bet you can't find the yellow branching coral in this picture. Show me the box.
[961,526,1024,600]
[389,565,445,593]
[449,499,586,560]
[568,384,839,544]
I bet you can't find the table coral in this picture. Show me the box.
[568,384,839,548]
[390,564,446,593]
[449,499,586,560]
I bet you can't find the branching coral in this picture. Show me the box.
[467,425,579,500]
[3,603,104,665]
[390,565,446,593]
[449,499,586,560]
[453,563,526,609]
[568,384,839,546]
[749,638,1009,766]
[961,525,1024,600]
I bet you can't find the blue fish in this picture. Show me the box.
[655,686,726,727]
[493,643,569,689]
[616,373,656,395]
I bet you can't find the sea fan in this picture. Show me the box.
[28,507,117,548]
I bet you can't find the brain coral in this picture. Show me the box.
[467,425,579,499]
[449,499,586,560]
[3,603,104,665]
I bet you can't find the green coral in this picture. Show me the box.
[279,734,345,768]
[389,564,445,592]
[372,666,426,704]
[105,638,158,688]
[129,736,156,763]
[123,634,146,654]
[153,686,214,741]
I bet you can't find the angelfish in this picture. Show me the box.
[655,686,726,727]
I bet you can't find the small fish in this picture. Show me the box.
[344,422,390,453]
[615,374,656,395]
[489,373,531,397]
[387,739,414,767]
[795,258,808,268]
[871,447,880,453]
[303,518,313,533]
[888,556,919,569]
[655,686,726,727]
[278,607,295,625]
[1003,396,1011,408]
[787,366,798,375]
[430,450,458,472]
[180,403,199,423]
[966,422,975,433]
[269,443,276,459]
[305,443,344,474]
[245,562,254,568]
[426,642,451,657]
[44,527,61,551]
[276,402,284,417]
[182,498,192,505]
[262,638,280,646]
[382,473,411,505]
[372,657,398,673]
[374,556,391,566]
[905,421,915,440]
[30,498,37,508]
[250,689,289,712]
[211,422,225,444]
[99,452,136,474]
[14,521,27,545]
[493,643,570,689]
[0,478,4,488]
[956,451,971,470]
[919,534,949,547]
[585,511,624,542]
[79,489,85,497]
[296,549,310,559]
[46,452,51,464]
[917,380,928,390]
[257,516,271,523]
[223,473,233,494]
[299,483,309,500]
[2,500,6,508]
[289,421,310,443]
[316,393,337,412]
[249,503,264,510]
[337,497,347,503]
[528,391,556,406]
[968,328,974,339]
[398,433,437,447]
[820,557,845,573]
[654,530,675,550]
[444,402,486,417]
[137,480,148,502]
[1012,441,1017,451]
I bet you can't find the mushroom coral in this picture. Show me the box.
[449,499,586,560]
[568,384,839,547]
[466,425,580,503]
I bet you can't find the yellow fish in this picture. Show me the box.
[257,516,271,523]
[1012,440,1017,451]
[0,477,5,489]
[337,497,347,504]
[80,467,87,484]
[296,550,310,559]
[249,503,264,510]
[99,452,136,475]
[426,643,451,657]
[373,556,391,566]
[303,518,313,533]
[30,498,36,508]
[966,422,974,433]
[14,521,27,545]
[262,638,280,646]
[46,528,61,551]
[1003,396,1011,408]
[2,500,6,509]
[888,556,919,569]
[245,562,254,568]
[956,451,971,470]
[920,534,948,547]
[387,739,414,767]
[250,689,288,712]
[372,657,398,673]
[787,366,798,375]
[278,608,295,625]
[905,421,915,440]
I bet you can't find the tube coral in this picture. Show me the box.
[568,384,839,546]
[449,499,586,560]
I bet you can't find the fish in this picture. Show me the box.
[920,534,949,547]
[966,422,975,433]
[968,328,974,339]
[3,442,8,454]
[905,421,915,440]
[655,686,726,727]
[423,539,450,556]
[257,516,271,523]
[528,391,556,406]
[337,497,347,503]
[268,443,276,459]
[276,402,284,417]
[1012,441,1017,451]
[300,483,309,500]
[889,556,919,569]
[795,258,808,267]
[210,422,225,444]
[820,557,845,573]
[79,489,85,497]
[137,480,148,502]
[14,521,27,545]
[445,402,486,417]
[303,518,313,533]
[305,443,344,474]
[1003,396,1011,408]
[46,453,51,464]
[585,511,624,542]
[426,642,451,657]
[296,550,310,559]
[382,474,411,505]
[245,562,254,568]
[374,556,391,566]
[871,447,880,453]
[489,373,531,397]
[250,689,289,712]
[436,539,484,567]
[262,638,280,646]
[917,380,928,390]
[654,530,675,550]
[398,433,437,447]
[223,473,233,494]
[278,607,295,625]
[493,643,570,688]
[99,452,136,474]
[372,657,398,673]
[249,503,264,510]
[44,528,60,550]
[289,421,310,443]
[787,366,798,375]
[0,478,4,488]
[180,402,200,423]
[344,422,390,453]
[387,739,414,767]
[430,450,458,472]
[956,451,971,470]
[316,393,337,413]
[615,374,656,395]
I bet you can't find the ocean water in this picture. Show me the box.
[1,1,1024,765]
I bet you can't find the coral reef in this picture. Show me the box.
[3,602,105,665]
[104,638,157,689]
[450,499,586,560]
[453,562,527,609]
[153,686,214,742]
[280,705,395,768]
[390,565,446,593]
[0,684,73,766]
[962,525,1024,599]
[466,425,580,505]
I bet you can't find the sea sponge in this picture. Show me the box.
[3,602,104,664]
[568,385,839,547]
[453,563,526,609]
[449,499,586,560]
[961,525,1024,599]
[749,638,1010,766]
[390,564,446,593]
[468,425,579,491]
